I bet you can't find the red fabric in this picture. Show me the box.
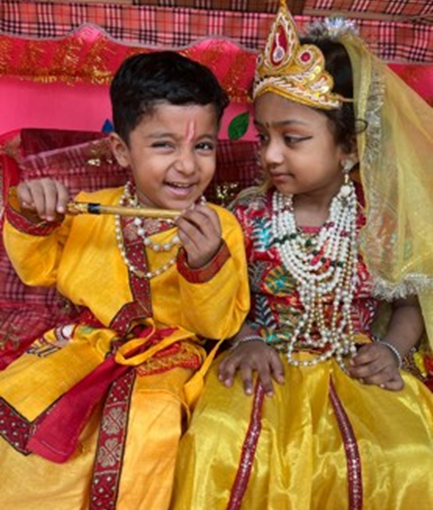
[27,326,175,463]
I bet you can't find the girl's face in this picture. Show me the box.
[254,93,354,199]
[111,102,219,210]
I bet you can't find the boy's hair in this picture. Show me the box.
[110,51,230,144]
[300,37,363,154]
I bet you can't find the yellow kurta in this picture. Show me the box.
[0,186,250,510]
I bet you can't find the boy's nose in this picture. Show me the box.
[175,150,197,175]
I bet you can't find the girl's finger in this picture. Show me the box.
[269,350,285,384]
[240,363,254,396]
[256,361,275,396]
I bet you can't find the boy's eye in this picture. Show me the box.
[195,142,215,151]
[151,141,174,149]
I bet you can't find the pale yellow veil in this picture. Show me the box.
[331,30,433,348]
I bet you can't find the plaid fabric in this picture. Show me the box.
[0,1,432,61]
[306,0,432,18]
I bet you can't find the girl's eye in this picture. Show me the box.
[256,133,268,144]
[284,135,312,145]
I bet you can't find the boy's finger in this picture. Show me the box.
[40,179,59,220]
[55,182,69,213]
[17,183,35,209]
[179,207,221,240]
[192,205,221,236]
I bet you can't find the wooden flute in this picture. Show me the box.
[66,201,181,219]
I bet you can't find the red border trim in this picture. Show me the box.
[177,241,231,284]
[5,200,61,236]
[226,382,265,510]
[329,378,363,510]
[109,215,152,334]
[89,369,136,509]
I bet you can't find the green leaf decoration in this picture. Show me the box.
[228,111,250,140]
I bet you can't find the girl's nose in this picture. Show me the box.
[262,139,284,167]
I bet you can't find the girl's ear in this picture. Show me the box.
[340,137,359,169]
[110,132,130,168]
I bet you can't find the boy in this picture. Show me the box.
[0,51,249,510]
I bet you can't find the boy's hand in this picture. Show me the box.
[17,178,69,222]
[218,341,285,397]
[176,204,222,268]
[348,343,404,391]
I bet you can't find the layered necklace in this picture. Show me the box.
[271,181,358,369]
[115,182,181,279]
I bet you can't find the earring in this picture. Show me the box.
[342,159,354,178]
[340,159,354,197]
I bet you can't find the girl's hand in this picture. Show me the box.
[176,204,222,268]
[218,340,285,397]
[348,342,404,391]
[17,178,69,222]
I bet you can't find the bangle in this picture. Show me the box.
[241,335,265,344]
[230,334,265,351]
[379,341,403,369]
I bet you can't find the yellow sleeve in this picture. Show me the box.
[176,205,250,340]
[2,188,72,287]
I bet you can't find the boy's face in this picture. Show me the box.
[111,102,219,210]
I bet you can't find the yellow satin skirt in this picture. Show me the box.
[171,353,433,510]
[0,367,192,510]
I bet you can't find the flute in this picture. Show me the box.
[67,201,181,219]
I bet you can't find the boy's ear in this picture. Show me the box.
[110,132,130,168]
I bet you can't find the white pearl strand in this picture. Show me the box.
[115,182,180,279]
[272,181,358,370]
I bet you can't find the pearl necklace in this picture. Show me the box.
[271,181,358,369]
[115,182,180,279]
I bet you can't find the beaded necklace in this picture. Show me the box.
[115,182,181,279]
[271,181,358,369]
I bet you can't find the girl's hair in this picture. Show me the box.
[110,51,229,144]
[300,37,364,154]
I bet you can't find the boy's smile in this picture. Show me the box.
[111,102,219,210]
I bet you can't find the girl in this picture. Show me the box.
[0,52,249,510]
[171,4,433,509]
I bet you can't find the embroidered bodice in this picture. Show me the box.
[231,187,378,351]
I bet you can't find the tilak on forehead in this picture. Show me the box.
[184,120,197,143]
[253,0,350,110]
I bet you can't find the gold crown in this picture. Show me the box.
[253,0,348,110]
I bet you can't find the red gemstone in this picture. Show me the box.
[300,51,312,63]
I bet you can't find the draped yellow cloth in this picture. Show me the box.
[0,186,250,509]
[172,352,433,510]
[341,33,433,347]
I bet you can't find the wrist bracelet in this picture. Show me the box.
[380,341,403,369]
[241,335,265,344]
[230,334,265,351]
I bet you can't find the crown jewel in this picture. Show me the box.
[253,0,348,110]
